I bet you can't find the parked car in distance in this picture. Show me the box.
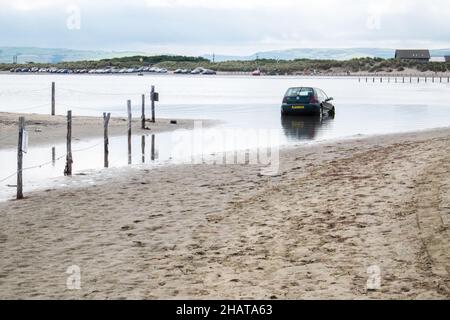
[191,67,204,74]
[174,68,191,74]
[202,69,217,75]
[281,87,335,116]
[252,69,261,76]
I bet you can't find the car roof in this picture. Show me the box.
[288,87,324,91]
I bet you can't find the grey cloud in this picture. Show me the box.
[0,2,449,54]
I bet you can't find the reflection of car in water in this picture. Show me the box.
[281,114,335,141]
[281,87,335,116]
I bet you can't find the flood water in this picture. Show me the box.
[1,74,450,200]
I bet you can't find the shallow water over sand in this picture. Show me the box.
[1,74,450,200]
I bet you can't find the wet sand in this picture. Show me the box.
[0,112,216,150]
[0,126,449,299]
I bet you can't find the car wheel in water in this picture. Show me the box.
[329,107,335,117]
[317,107,323,121]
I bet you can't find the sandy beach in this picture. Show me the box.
[0,122,449,299]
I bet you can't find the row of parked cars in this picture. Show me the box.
[9,66,217,75]
[87,67,169,74]
[174,67,216,75]
[9,66,169,74]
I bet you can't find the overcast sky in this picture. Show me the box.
[0,0,449,55]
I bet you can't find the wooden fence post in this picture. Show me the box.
[17,117,25,200]
[52,147,56,166]
[64,110,72,176]
[151,134,155,161]
[103,112,111,168]
[141,135,145,164]
[151,85,156,123]
[127,100,132,165]
[141,94,146,129]
[51,82,55,116]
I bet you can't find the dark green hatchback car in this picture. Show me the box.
[281,87,335,116]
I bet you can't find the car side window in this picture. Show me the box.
[316,90,324,101]
[322,90,328,100]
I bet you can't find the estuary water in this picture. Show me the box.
[1,73,450,200]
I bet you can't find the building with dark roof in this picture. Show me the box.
[395,49,431,62]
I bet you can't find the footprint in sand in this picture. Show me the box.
[121,225,134,231]
[132,241,145,247]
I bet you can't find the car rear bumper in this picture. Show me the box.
[281,103,321,115]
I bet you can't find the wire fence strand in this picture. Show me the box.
[0,136,123,185]
[0,128,157,190]
[0,83,156,186]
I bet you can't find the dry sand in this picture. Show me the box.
[0,126,449,299]
[0,112,216,150]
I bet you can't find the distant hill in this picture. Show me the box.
[3,47,450,64]
[204,48,450,62]
[0,47,144,64]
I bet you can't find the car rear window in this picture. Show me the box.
[285,87,314,97]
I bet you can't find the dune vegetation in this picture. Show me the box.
[1,55,449,74]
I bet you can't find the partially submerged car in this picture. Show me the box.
[281,114,334,141]
[281,87,335,116]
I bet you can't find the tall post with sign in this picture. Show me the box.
[151,85,158,123]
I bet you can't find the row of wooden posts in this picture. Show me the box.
[51,82,158,125]
[49,133,157,169]
[16,84,159,200]
[358,76,450,83]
